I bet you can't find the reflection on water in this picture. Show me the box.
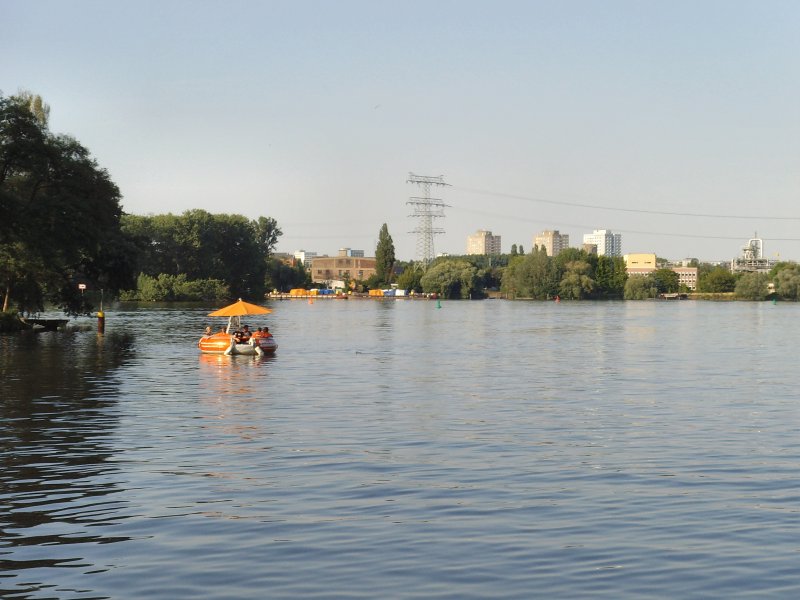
[1,330,135,595]
[2,301,800,598]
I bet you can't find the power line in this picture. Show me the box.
[450,205,800,242]
[454,186,800,221]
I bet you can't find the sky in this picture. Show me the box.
[3,0,800,262]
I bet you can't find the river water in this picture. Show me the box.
[2,299,799,598]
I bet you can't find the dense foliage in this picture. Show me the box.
[697,266,737,293]
[1,92,132,314]
[120,211,282,300]
[735,272,770,300]
[501,247,627,300]
[772,263,800,300]
[420,259,480,299]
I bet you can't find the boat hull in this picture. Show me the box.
[198,333,277,355]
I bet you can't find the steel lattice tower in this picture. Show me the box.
[407,173,450,268]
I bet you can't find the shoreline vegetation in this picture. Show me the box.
[0,291,785,333]
[3,91,798,321]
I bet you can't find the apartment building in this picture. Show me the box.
[583,229,622,257]
[466,230,502,255]
[534,230,570,257]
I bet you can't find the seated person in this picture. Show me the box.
[262,326,273,338]
[239,325,252,342]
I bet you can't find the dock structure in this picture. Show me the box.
[22,318,70,330]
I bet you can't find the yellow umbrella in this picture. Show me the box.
[208,298,272,317]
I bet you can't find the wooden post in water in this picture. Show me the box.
[97,310,105,334]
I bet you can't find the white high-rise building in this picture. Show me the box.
[534,230,570,257]
[466,230,502,255]
[582,229,622,257]
[294,250,318,265]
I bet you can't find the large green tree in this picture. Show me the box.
[650,268,680,294]
[735,272,770,300]
[559,260,595,299]
[1,92,132,313]
[265,257,310,292]
[502,245,558,299]
[624,275,657,299]
[773,263,800,300]
[374,223,395,285]
[697,266,737,293]
[594,255,627,298]
[396,262,423,292]
[420,258,481,299]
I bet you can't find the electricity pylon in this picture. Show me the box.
[407,173,450,268]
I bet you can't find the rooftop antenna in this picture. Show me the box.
[407,173,450,268]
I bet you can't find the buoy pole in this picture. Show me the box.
[97,310,105,334]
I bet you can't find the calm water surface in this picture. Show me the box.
[2,299,799,598]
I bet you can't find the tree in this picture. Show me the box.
[510,244,518,256]
[651,269,679,294]
[14,90,50,126]
[1,92,132,313]
[594,255,627,298]
[735,272,770,300]
[265,257,310,292]
[374,223,395,285]
[697,267,737,293]
[559,261,595,299]
[420,259,480,299]
[396,262,423,292]
[624,275,657,300]
[254,216,282,259]
[774,264,800,300]
[501,246,557,299]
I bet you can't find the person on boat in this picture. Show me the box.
[240,325,251,342]
[232,326,247,344]
[204,326,212,336]
[251,327,264,339]
[262,326,273,338]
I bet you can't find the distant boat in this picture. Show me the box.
[198,299,277,356]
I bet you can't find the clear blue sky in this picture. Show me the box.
[4,0,800,262]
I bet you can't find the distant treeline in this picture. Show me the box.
[119,211,307,302]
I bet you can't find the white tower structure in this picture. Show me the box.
[407,173,449,267]
[742,234,763,260]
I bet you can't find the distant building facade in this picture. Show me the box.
[672,267,698,290]
[534,230,570,257]
[466,230,502,255]
[310,256,377,284]
[624,252,697,290]
[624,253,657,275]
[294,250,318,265]
[583,229,622,257]
[339,248,365,257]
